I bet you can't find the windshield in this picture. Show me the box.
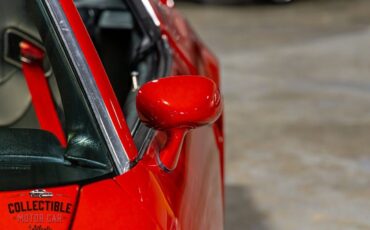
[0,0,115,191]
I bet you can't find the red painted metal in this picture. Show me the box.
[20,41,67,147]
[0,1,225,229]
[159,0,174,7]
[154,0,226,192]
[15,123,223,230]
[59,0,138,159]
[115,125,224,229]
[136,75,223,171]
[71,179,163,229]
[157,128,187,171]
[0,185,79,230]
[137,76,222,130]
[147,0,224,226]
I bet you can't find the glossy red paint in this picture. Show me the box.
[115,125,224,229]
[137,76,222,130]
[157,128,187,170]
[55,0,225,229]
[7,123,223,230]
[151,0,224,225]
[0,185,79,230]
[59,0,138,159]
[136,75,223,171]
[117,1,224,228]
[149,0,225,184]
[20,41,66,147]
[71,179,165,229]
[151,1,200,74]
[0,0,225,229]
[159,0,175,7]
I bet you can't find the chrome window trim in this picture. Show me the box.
[125,0,173,160]
[44,0,130,174]
[141,0,160,26]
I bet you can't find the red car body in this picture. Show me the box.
[0,0,224,229]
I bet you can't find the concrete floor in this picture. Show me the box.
[178,1,370,229]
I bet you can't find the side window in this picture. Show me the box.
[75,0,155,130]
[0,0,116,190]
[1,28,65,132]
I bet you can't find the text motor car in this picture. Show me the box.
[0,0,224,229]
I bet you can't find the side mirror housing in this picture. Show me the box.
[136,76,222,171]
[159,0,175,7]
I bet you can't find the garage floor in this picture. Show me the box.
[178,1,370,229]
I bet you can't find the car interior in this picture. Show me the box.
[76,0,136,107]
[0,0,156,190]
[76,0,158,130]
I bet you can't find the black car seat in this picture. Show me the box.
[76,0,135,106]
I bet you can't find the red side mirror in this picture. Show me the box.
[159,0,175,7]
[136,76,222,171]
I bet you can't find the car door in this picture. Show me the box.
[61,0,224,229]
[116,1,224,229]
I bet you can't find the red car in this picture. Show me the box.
[0,0,224,229]
[180,0,293,4]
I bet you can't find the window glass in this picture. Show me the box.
[75,0,140,107]
[74,0,159,131]
[0,0,114,191]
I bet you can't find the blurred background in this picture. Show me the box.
[176,0,370,229]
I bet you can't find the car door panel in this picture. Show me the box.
[62,0,224,228]
[116,125,223,229]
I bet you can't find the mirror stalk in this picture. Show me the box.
[158,128,188,172]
